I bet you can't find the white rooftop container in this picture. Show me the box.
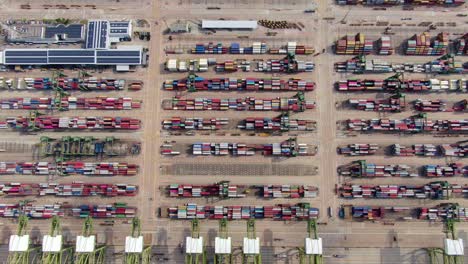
[305,238,323,255]
[9,235,29,252]
[202,20,257,29]
[186,237,203,254]
[243,238,260,254]
[42,235,62,252]
[75,236,95,253]
[125,236,143,253]
[444,238,464,256]
[215,237,232,254]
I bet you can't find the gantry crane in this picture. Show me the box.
[243,219,261,264]
[7,215,40,264]
[214,219,232,264]
[27,110,45,132]
[75,217,106,264]
[298,219,323,264]
[427,208,464,264]
[41,216,73,264]
[185,219,206,264]
[124,217,151,264]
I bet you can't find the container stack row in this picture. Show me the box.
[165,97,315,112]
[339,182,461,199]
[0,161,138,176]
[168,183,246,198]
[0,182,137,197]
[15,77,128,91]
[405,32,449,56]
[392,144,438,156]
[162,117,229,130]
[419,206,468,221]
[335,56,466,74]
[377,36,394,55]
[71,203,136,218]
[339,162,416,177]
[0,116,141,130]
[335,33,373,55]
[165,58,212,72]
[191,42,316,55]
[0,204,64,219]
[168,204,319,220]
[238,116,316,131]
[191,141,314,156]
[262,185,319,198]
[423,163,463,177]
[336,79,468,92]
[413,99,446,112]
[0,97,141,110]
[348,97,404,112]
[256,59,315,72]
[163,77,315,92]
[338,143,380,156]
[346,118,468,133]
[455,33,467,55]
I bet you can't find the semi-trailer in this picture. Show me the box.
[167,203,319,220]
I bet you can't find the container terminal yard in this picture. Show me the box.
[0,0,466,263]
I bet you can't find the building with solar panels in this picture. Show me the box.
[86,20,133,49]
[1,48,143,66]
[7,24,85,44]
[1,20,143,69]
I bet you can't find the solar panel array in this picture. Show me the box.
[44,24,84,39]
[86,21,109,49]
[3,49,142,65]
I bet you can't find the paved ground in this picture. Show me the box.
[0,0,466,263]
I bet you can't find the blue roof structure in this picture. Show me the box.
[44,24,84,39]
